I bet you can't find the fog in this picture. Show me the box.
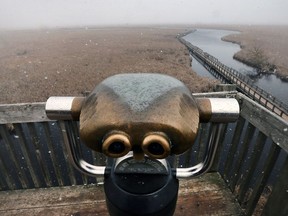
[1,0,288,29]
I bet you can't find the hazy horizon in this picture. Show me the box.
[1,0,288,30]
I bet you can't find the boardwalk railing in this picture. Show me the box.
[178,36,288,120]
[0,91,287,215]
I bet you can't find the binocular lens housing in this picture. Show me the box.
[102,133,131,158]
[142,134,171,159]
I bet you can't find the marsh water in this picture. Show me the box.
[183,29,288,105]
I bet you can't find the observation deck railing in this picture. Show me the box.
[0,91,287,215]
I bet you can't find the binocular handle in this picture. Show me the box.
[45,73,240,178]
[62,121,225,178]
[48,96,239,178]
[46,96,239,123]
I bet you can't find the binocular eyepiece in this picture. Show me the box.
[142,133,171,159]
[102,132,171,159]
[102,133,131,158]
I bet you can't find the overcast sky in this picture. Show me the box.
[1,0,288,29]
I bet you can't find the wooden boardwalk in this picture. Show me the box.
[0,173,243,216]
[178,36,288,120]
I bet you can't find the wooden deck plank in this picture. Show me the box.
[0,173,243,216]
[177,173,243,216]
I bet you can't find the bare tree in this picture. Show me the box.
[248,45,275,73]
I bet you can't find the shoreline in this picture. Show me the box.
[222,37,288,81]
[184,24,288,81]
[221,25,288,81]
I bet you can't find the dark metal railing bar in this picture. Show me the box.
[13,124,41,188]
[182,123,205,166]
[58,121,77,186]
[92,151,106,166]
[0,150,16,190]
[42,122,64,186]
[176,122,225,178]
[180,124,204,167]
[0,160,5,190]
[173,154,180,169]
[70,121,89,185]
[183,147,193,168]
[230,123,256,191]
[92,151,106,184]
[223,116,246,180]
[196,123,211,163]
[0,125,29,189]
[27,123,52,187]
[245,143,282,215]
[237,131,267,204]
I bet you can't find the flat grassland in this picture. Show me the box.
[0,27,216,104]
[1,25,287,104]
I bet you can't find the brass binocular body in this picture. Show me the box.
[46,73,240,216]
[46,73,239,161]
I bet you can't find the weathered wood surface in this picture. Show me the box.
[238,93,288,153]
[0,102,49,124]
[0,173,243,216]
[0,92,234,124]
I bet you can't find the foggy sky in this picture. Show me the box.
[1,0,288,29]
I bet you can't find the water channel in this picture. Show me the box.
[183,29,287,185]
[183,29,288,105]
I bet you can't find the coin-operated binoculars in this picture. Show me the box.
[46,73,239,216]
